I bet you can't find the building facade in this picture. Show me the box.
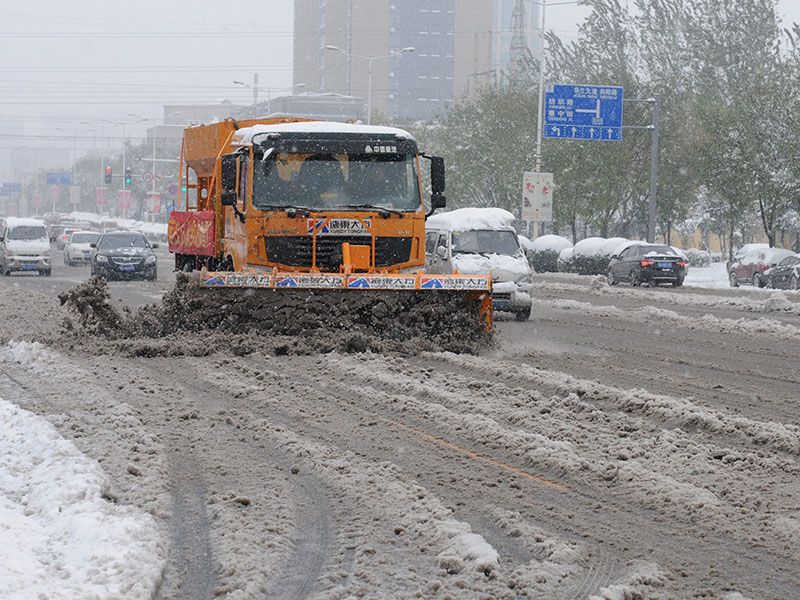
[293,0,540,122]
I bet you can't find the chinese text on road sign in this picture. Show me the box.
[544,84,624,142]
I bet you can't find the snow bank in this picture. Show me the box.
[426,207,516,232]
[0,398,164,599]
[531,234,572,253]
[518,234,535,252]
[558,247,574,262]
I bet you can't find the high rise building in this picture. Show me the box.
[293,0,540,122]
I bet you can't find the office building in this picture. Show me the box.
[293,0,539,121]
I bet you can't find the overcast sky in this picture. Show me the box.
[0,0,798,166]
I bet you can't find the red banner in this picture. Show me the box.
[168,211,216,256]
[148,192,161,215]
[31,193,42,209]
[96,187,108,207]
[49,186,61,205]
[117,189,132,210]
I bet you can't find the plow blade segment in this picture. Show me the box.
[187,271,493,349]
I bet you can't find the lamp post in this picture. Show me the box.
[326,45,415,125]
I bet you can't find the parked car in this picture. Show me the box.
[425,207,533,321]
[90,231,158,281]
[607,243,687,287]
[0,217,52,276]
[765,254,800,290]
[63,231,100,266]
[728,247,795,288]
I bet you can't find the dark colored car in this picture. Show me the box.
[91,231,158,281]
[728,247,795,288]
[607,243,687,287]
[765,254,800,290]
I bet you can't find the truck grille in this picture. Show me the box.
[264,236,412,270]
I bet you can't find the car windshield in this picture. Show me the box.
[71,233,100,244]
[252,152,421,211]
[8,225,48,240]
[98,234,148,249]
[451,230,519,256]
[781,256,800,266]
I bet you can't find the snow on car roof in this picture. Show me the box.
[426,207,516,232]
[233,121,415,145]
[3,217,46,228]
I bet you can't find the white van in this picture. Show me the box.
[0,217,52,276]
[426,207,532,321]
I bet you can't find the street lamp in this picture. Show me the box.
[326,45,415,125]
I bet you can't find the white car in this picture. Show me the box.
[426,207,533,321]
[0,217,52,276]
[64,231,100,266]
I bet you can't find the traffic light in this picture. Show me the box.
[124,167,132,187]
[104,166,112,185]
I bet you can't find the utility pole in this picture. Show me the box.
[253,72,259,106]
[647,96,661,243]
[534,0,546,173]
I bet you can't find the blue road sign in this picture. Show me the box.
[0,183,22,196]
[46,172,72,186]
[544,84,624,142]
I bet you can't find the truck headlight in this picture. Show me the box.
[96,255,109,263]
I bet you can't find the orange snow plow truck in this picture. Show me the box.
[167,117,493,336]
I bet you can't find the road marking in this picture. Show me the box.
[379,414,569,493]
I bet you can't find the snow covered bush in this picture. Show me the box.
[528,235,573,273]
[557,247,575,273]
[684,248,711,267]
[571,237,628,275]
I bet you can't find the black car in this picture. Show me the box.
[765,254,800,290]
[91,232,158,281]
[607,243,687,287]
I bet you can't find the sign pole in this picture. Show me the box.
[647,95,661,243]
[534,0,547,172]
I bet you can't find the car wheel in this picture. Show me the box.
[629,270,640,287]
[672,279,684,288]
[791,275,799,291]
[39,269,51,277]
[729,272,739,288]
[767,276,775,289]
[514,307,531,322]
[606,270,618,286]
[753,273,763,288]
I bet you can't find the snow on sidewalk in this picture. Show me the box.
[0,398,164,600]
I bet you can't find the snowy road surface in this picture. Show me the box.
[0,269,798,598]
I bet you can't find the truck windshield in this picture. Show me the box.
[8,226,48,240]
[452,230,520,256]
[252,152,421,211]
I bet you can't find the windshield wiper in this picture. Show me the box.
[256,205,312,217]
[340,204,404,217]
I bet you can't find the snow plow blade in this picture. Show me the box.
[188,270,493,347]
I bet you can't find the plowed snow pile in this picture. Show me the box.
[58,274,491,355]
[0,397,164,599]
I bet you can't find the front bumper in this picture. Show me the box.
[492,283,532,312]
[94,259,156,279]
[6,256,50,273]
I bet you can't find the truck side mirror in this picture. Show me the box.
[436,245,447,259]
[430,156,445,194]
[221,154,238,206]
